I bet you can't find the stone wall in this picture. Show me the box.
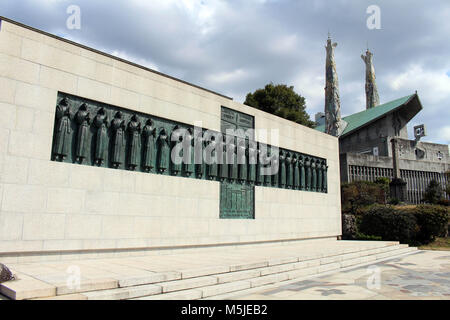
[342,152,449,174]
[0,18,341,259]
[396,138,449,164]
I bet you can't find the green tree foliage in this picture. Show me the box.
[341,180,387,214]
[423,179,444,204]
[244,83,315,128]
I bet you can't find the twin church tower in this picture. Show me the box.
[324,34,380,136]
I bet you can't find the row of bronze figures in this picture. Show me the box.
[52,98,328,192]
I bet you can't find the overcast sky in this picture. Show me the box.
[1,0,449,145]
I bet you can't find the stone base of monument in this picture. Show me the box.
[389,178,407,202]
[0,240,417,300]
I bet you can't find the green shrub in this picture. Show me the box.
[359,205,418,244]
[389,198,400,205]
[409,205,448,244]
[357,204,449,245]
[374,177,390,196]
[375,177,390,185]
[355,232,382,241]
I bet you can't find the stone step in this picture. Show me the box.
[159,276,218,293]
[4,242,413,300]
[201,280,252,298]
[120,242,404,290]
[136,246,418,301]
[81,283,162,300]
[133,288,203,300]
[202,247,419,300]
[249,272,290,288]
[216,269,261,284]
[0,274,56,300]
[66,244,415,300]
[340,246,417,268]
[201,248,419,300]
[118,271,181,288]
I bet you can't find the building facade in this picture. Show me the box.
[317,38,449,204]
[318,94,449,203]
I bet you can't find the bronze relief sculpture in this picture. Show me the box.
[248,141,257,184]
[53,97,72,161]
[264,147,272,186]
[142,119,156,172]
[237,139,247,183]
[305,156,311,190]
[279,150,286,188]
[93,107,109,166]
[183,127,195,177]
[157,128,169,173]
[293,154,300,189]
[127,114,141,171]
[50,93,328,224]
[255,146,263,185]
[206,135,218,180]
[111,111,126,169]
[228,137,238,181]
[219,135,228,181]
[170,125,183,176]
[194,130,204,178]
[299,155,305,190]
[271,153,279,187]
[286,152,292,188]
[317,159,323,192]
[74,103,91,164]
[311,159,317,191]
[322,162,328,192]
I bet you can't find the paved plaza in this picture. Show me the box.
[209,250,450,300]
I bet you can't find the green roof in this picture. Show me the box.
[315,94,418,137]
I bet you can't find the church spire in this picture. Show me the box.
[324,34,343,136]
[361,48,380,109]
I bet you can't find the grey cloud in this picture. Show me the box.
[1,0,449,144]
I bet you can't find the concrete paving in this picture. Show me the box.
[210,250,450,300]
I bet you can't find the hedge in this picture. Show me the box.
[359,205,418,244]
[408,205,448,243]
[354,204,448,245]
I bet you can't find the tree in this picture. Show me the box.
[244,83,315,128]
[422,179,443,204]
[374,177,390,204]
[341,180,387,214]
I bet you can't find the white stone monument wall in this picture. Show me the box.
[0,19,341,260]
